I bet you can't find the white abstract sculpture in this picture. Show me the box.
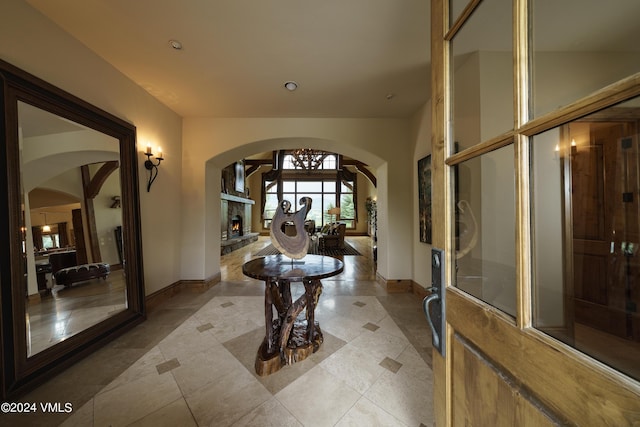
[269,197,312,259]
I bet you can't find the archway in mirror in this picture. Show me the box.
[19,102,126,357]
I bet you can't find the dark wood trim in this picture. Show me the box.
[250,152,377,186]
[245,158,271,178]
[245,164,262,178]
[347,160,377,187]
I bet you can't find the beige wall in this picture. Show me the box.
[3,1,421,296]
[1,1,183,295]
[182,118,414,283]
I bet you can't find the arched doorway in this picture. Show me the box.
[204,137,383,283]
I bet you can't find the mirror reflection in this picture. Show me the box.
[19,102,127,357]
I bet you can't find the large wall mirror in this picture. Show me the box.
[0,59,145,399]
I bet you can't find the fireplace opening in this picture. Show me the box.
[231,215,242,238]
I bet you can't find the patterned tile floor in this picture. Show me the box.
[5,238,435,427]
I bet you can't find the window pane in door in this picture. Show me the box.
[531,0,640,118]
[531,96,640,381]
[449,0,468,28]
[451,0,513,153]
[455,144,516,317]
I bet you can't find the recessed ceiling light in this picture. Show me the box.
[284,81,298,91]
[169,40,183,50]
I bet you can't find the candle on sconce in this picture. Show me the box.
[157,147,163,159]
[146,143,152,155]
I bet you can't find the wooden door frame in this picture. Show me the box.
[431,0,640,425]
[429,0,448,423]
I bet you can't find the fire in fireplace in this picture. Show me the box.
[231,215,242,238]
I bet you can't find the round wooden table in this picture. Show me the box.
[242,254,344,376]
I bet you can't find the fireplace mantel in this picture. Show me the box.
[221,193,255,205]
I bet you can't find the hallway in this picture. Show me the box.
[7,237,434,426]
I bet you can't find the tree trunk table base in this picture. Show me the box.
[242,255,343,377]
[255,320,324,376]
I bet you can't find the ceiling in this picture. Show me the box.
[23,1,640,121]
[25,0,431,119]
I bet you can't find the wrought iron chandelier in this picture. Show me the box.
[290,149,327,170]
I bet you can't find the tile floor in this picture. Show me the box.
[5,239,435,427]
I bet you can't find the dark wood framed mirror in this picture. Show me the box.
[0,59,146,399]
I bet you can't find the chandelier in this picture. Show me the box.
[290,149,327,170]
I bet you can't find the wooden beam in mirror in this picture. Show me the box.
[0,59,146,399]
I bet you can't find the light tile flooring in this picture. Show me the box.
[5,237,435,427]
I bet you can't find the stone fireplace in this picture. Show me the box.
[221,193,258,254]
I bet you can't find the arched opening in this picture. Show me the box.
[204,137,384,283]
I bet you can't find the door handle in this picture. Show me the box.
[426,248,446,356]
[423,293,441,349]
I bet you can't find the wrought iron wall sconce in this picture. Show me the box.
[144,144,164,192]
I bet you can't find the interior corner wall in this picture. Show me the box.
[375,163,389,279]
[354,172,376,235]
[204,162,221,281]
[1,1,184,296]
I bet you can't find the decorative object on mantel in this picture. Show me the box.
[269,197,312,259]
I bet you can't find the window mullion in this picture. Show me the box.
[514,0,532,329]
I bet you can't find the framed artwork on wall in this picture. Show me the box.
[418,155,432,244]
